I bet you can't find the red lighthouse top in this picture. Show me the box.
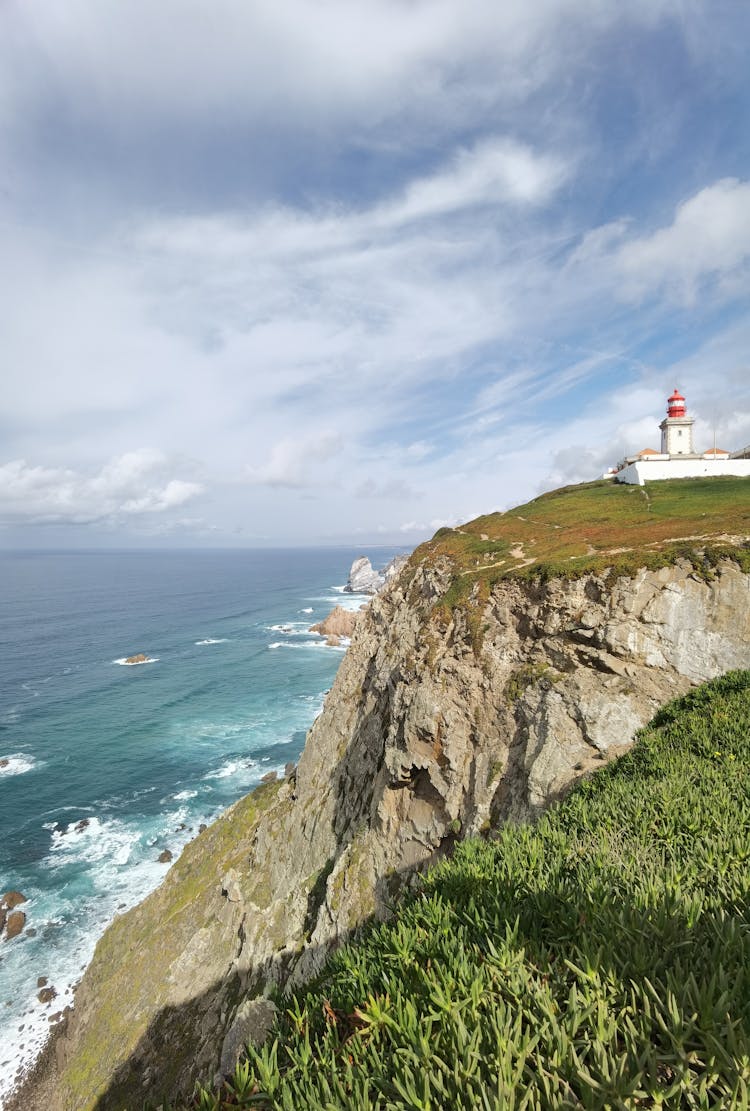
[666,388,686,418]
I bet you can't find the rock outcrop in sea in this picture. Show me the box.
[11,479,750,1109]
[309,604,359,639]
[344,553,409,594]
[1,891,28,943]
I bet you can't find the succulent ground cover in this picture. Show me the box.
[177,670,750,1110]
[413,476,750,614]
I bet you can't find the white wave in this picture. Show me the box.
[47,816,139,868]
[195,638,228,646]
[299,607,314,614]
[0,795,236,1103]
[204,758,256,780]
[113,656,159,666]
[308,594,368,613]
[0,752,37,777]
[269,640,346,652]
[173,789,198,801]
[267,622,311,634]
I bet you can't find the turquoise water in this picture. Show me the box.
[0,547,399,1100]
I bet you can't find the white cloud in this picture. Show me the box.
[245,433,343,488]
[355,478,418,500]
[0,0,683,144]
[0,2,749,546]
[615,179,750,303]
[376,138,568,226]
[0,451,202,524]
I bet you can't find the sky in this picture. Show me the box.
[1,0,749,548]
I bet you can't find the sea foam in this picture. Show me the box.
[0,753,37,777]
[113,656,159,666]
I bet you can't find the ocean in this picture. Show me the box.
[0,547,400,1101]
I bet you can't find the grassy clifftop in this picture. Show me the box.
[187,670,750,1109]
[412,476,750,612]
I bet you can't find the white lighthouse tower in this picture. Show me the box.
[659,388,695,456]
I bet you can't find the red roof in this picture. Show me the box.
[704,447,728,455]
[668,387,685,402]
[638,448,660,456]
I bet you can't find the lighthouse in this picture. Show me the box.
[612,387,750,485]
[659,388,695,456]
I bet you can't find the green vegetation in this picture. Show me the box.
[415,477,750,618]
[181,671,750,1110]
[504,663,562,704]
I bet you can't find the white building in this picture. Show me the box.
[611,389,750,486]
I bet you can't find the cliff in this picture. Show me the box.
[13,477,750,1109]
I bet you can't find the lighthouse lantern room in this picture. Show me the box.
[660,388,694,455]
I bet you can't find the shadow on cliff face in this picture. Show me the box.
[85,652,469,1109]
[13,626,480,1110]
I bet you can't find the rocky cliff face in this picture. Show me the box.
[15,557,750,1110]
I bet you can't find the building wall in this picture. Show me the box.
[616,459,750,486]
[660,418,695,455]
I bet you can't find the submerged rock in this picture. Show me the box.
[5,911,26,941]
[157,849,173,864]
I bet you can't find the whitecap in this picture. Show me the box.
[113,656,159,666]
[195,638,228,646]
[204,758,256,780]
[1,805,226,1104]
[307,594,368,612]
[46,816,139,868]
[173,789,198,801]
[0,753,37,777]
[299,607,314,614]
[269,640,346,652]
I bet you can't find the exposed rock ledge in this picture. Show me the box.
[13,558,750,1110]
[309,604,360,639]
